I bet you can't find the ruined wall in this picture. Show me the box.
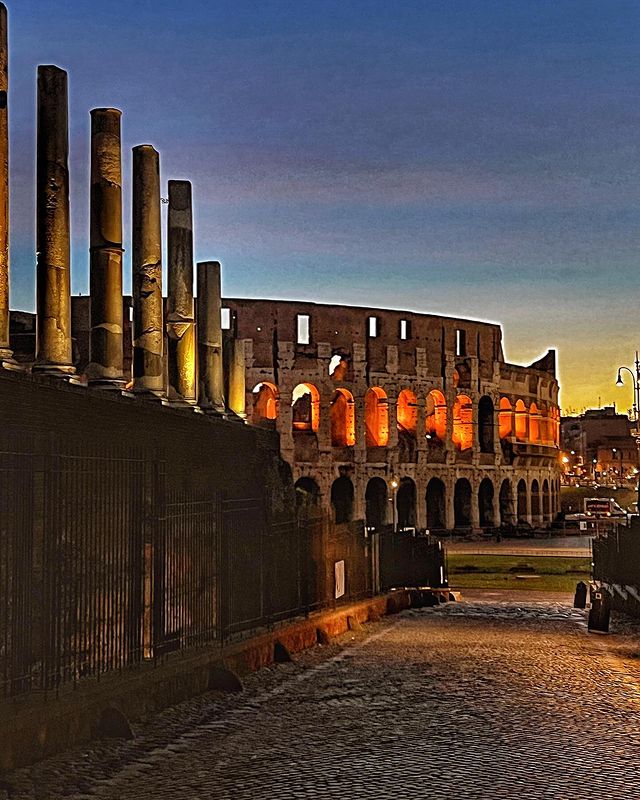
[222,298,561,531]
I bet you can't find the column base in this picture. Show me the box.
[130,388,168,405]
[0,350,22,371]
[88,378,128,391]
[166,398,200,412]
[31,363,79,382]
[199,404,228,418]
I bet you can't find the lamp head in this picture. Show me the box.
[616,370,624,386]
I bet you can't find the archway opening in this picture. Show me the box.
[330,389,356,446]
[365,477,388,531]
[499,479,514,526]
[365,387,389,447]
[453,395,473,451]
[542,479,551,520]
[252,382,278,422]
[425,390,447,443]
[331,475,354,524]
[292,383,320,432]
[529,403,540,443]
[515,400,527,442]
[478,396,494,453]
[499,397,513,439]
[478,478,494,527]
[425,478,446,530]
[397,389,418,436]
[517,479,527,523]
[454,478,472,527]
[397,477,417,530]
[295,477,320,513]
[531,479,541,521]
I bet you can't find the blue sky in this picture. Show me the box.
[9,1,640,410]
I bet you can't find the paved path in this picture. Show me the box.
[7,595,640,800]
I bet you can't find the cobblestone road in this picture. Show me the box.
[7,596,640,800]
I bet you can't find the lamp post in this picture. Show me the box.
[389,475,399,532]
[616,351,640,514]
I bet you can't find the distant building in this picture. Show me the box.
[561,406,638,485]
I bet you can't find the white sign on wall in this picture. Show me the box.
[334,560,345,599]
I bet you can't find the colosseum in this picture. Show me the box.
[221,298,561,533]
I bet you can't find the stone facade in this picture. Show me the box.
[223,298,561,531]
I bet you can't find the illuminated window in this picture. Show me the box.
[331,389,356,446]
[292,383,320,432]
[455,329,466,357]
[368,316,379,338]
[515,399,527,441]
[221,308,231,330]
[452,394,473,451]
[252,382,278,421]
[529,403,540,443]
[297,314,310,344]
[365,387,389,447]
[425,390,447,441]
[499,397,513,439]
[399,319,411,340]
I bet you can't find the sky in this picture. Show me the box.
[8,1,640,413]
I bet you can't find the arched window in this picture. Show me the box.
[478,478,494,527]
[514,399,527,442]
[397,389,418,436]
[452,394,473,451]
[531,479,541,520]
[499,479,514,526]
[542,479,551,520]
[425,478,446,529]
[295,477,321,510]
[478,396,494,453]
[331,475,354,523]
[292,383,320,432]
[365,477,388,530]
[331,388,356,446]
[365,387,389,447]
[499,397,513,439]
[252,382,278,422]
[517,479,527,523]
[397,477,417,530]
[529,403,540,443]
[454,478,472,527]
[425,390,447,442]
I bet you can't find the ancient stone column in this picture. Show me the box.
[0,3,13,368]
[166,180,196,404]
[88,108,124,386]
[226,338,246,418]
[197,261,225,414]
[132,145,163,395]
[34,65,75,376]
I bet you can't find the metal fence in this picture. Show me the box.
[379,527,448,590]
[0,434,381,699]
[593,520,640,587]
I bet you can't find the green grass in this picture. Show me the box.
[447,554,591,592]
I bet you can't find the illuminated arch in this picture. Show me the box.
[529,403,541,443]
[292,383,320,432]
[397,389,418,436]
[252,382,278,421]
[331,388,356,446]
[452,394,473,451]
[365,387,389,447]
[514,399,528,442]
[499,397,513,439]
[425,390,447,442]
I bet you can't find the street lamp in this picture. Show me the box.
[615,351,640,513]
[389,475,399,532]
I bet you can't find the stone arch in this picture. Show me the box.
[452,394,473,451]
[515,399,527,442]
[292,383,320,432]
[542,479,551,520]
[365,387,389,447]
[478,396,494,454]
[425,389,447,443]
[454,478,472,527]
[331,475,354,523]
[531,479,541,523]
[365,477,388,530]
[397,477,417,530]
[425,477,446,530]
[517,478,527,523]
[529,403,540,443]
[330,388,355,446]
[499,479,514,526]
[499,397,513,439]
[478,478,495,527]
[295,476,321,511]
[252,382,278,422]
[397,389,418,436]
